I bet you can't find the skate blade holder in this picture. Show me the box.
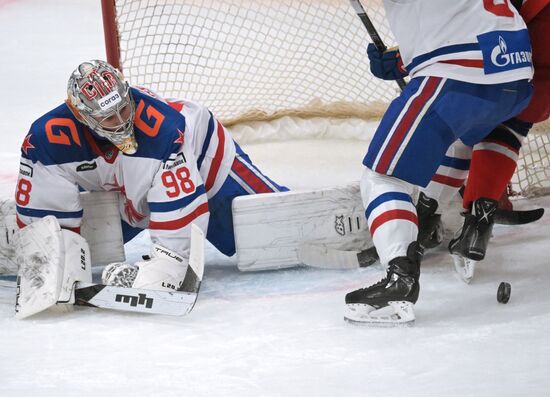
[344,301,415,326]
[451,254,478,284]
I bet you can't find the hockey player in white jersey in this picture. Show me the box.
[344,0,534,325]
[416,0,549,282]
[370,0,549,283]
[14,60,287,293]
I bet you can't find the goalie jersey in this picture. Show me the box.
[384,0,534,84]
[16,87,236,258]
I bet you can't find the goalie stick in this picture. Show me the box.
[73,283,199,316]
[349,0,407,90]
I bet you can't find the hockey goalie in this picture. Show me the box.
[0,60,373,318]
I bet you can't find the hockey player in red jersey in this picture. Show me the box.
[13,60,287,293]
[344,0,534,325]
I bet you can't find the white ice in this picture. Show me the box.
[1,1,549,396]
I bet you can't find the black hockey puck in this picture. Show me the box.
[497,282,511,304]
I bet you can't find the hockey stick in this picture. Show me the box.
[298,244,379,270]
[349,0,407,90]
[74,283,199,316]
[494,207,544,225]
[456,187,545,225]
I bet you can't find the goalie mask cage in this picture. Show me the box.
[102,0,550,198]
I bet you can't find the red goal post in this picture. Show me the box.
[101,0,550,198]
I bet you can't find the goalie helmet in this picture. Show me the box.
[66,60,138,154]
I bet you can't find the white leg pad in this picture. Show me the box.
[233,182,371,271]
[0,199,18,274]
[80,191,125,265]
[1,191,124,272]
[15,216,92,319]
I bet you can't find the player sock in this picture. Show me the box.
[462,121,526,209]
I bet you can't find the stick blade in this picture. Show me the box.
[494,207,544,225]
[75,283,197,316]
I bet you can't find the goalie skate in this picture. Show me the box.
[344,301,415,326]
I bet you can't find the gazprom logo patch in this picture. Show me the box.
[97,91,122,110]
[478,29,532,75]
[491,36,531,68]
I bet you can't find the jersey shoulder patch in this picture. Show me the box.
[130,87,187,161]
[23,104,97,165]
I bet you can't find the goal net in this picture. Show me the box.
[102,0,550,198]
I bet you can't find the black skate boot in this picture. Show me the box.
[344,242,423,326]
[416,192,443,250]
[449,197,498,261]
[448,197,498,283]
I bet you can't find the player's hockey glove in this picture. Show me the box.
[367,43,408,81]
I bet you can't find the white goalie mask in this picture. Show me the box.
[66,60,138,154]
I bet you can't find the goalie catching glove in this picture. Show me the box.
[102,244,189,292]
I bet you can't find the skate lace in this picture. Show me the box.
[357,276,389,293]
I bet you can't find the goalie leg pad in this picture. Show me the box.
[232,182,371,271]
[1,191,124,273]
[15,216,91,319]
[80,191,125,265]
[0,199,18,274]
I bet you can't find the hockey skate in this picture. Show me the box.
[448,198,497,283]
[416,192,443,250]
[344,242,422,326]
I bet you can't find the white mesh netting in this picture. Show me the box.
[108,0,550,197]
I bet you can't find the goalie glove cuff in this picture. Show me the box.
[131,245,189,291]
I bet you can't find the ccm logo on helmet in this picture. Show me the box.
[97,91,122,110]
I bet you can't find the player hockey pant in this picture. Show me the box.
[422,4,550,210]
[362,76,532,266]
[121,144,288,257]
[420,117,532,211]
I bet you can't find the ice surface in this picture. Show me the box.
[1,1,549,396]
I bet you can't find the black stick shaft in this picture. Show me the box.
[349,0,407,91]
